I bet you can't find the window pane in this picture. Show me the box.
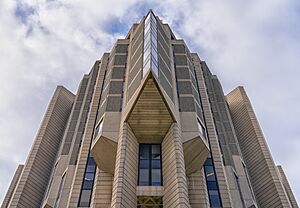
[87,158,95,166]
[209,190,222,207]
[139,169,149,185]
[86,165,96,173]
[84,173,94,181]
[140,159,149,169]
[82,180,93,189]
[151,169,161,186]
[140,145,150,159]
[204,158,213,166]
[207,181,218,190]
[79,189,92,207]
[152,160,161,169]
[205,166,216,181]
[152,145,161,159]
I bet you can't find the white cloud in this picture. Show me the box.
[0,0,299,204]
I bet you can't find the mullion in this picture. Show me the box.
[149,145,152,185]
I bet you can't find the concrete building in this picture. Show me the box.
[1,10,298,208]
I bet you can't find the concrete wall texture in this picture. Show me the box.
[2,10,298,208]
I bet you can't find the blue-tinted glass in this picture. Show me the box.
[210,193,221,207]
[151,169,161,186]
[82,180,93,189]
[145,22,150,31]
[152,62,158,76]
[205,158,213,166]
[207,181,218,190]
[152,145,160,159]
[140,159,149,169]
[87,158,95,166]
[152,160,161,169]
[140,145,150,159]
[84,173,94,181]
[139,169,149,185]
[205,166,216,181]
[86,165,96,173]
[139,144,162,186]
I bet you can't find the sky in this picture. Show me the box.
[0,0,299,204]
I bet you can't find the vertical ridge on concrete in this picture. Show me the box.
[226,86,292,208]
[277,166,299,208]
[1,165,24,208]
[188,169,210,208]
[91,169,113,207]
[192,54,233,207]
[162,123,191,208]
[8,86,75,208]
[111,123,139,208]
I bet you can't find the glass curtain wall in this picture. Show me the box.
[143,12,158,77]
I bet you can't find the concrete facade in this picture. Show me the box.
[2,10,298,208]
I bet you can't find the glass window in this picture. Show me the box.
[138,144,162,186]
[86,164,95,173]
[209,190,222,207]
[84,173,94,181]
[151,169,161,186]
[78,157,96,207]
[82,180,93,189]
[78,190,92,207]
[204,158,213,166]
[205,166,216,181]
[93,120,103,139]
[207,181,218,190]
[143,12,158,78]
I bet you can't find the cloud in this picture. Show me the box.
[0,0,299,204]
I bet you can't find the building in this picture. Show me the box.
[1,10,298,208]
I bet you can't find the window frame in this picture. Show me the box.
[138,144,163,186]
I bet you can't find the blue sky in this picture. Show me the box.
[0,0,299,204]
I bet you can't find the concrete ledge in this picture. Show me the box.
[183,136,209,175]
[181,112,209,175]
[91,135,117,174]
[91,112,121,174]
[136,186,164,196]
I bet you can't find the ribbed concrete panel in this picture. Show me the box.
[1,165,24,208]
[8,86,74,208]
[201,62,257,207]
[111,123,139,208]
[277,166,299,208]
[127,76,173,143]
[192,54,233,208]
[162,123,191,208]
[41,74,92,208]
[90,168,113,207]
[67,55,107,207]
[226,87,292,208]
[188,169,210,208]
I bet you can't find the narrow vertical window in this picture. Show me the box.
[143,11,158,77]
[138,144,162,186]
[204,154,222,207]
[78,157,96,207]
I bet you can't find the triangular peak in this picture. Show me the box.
[126,71,175,143]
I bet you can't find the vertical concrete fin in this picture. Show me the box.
[7,86,75,208]
[226,86,292,208]
[277,166,299,208]
[1,165,24,208]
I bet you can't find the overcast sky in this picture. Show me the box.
[0,0,299,204]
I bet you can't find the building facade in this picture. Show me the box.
[2,11,298,208]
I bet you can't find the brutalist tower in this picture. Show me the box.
[2,10,298,208]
